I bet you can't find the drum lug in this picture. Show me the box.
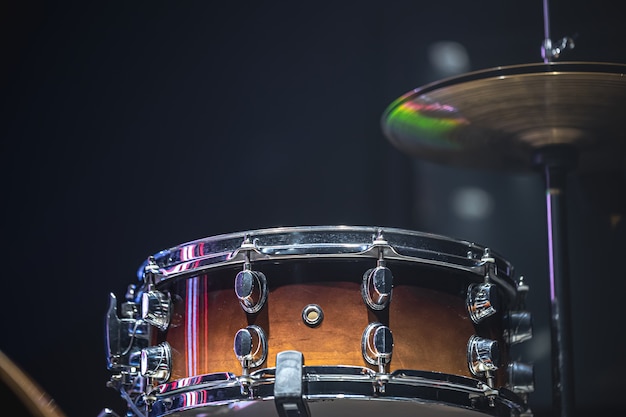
[504,276,535,401]
[466,282,499,323]
[139,257,172,331]
[361,230,394,310]
[140,342,172,382]
[361,264,393,310]
[505,276,534,344]
[361,322,394,373]
[235,268,268,314]
[507,361,535,396]
[467,249,503,323]
[234,325,268,376]
[504,310,533,344]
[274,350,310,417]
[141,290,171,331]
[467,335,499,388]
[235,239,268,314]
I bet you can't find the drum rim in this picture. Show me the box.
[137,225,517,296]
[148,366,527,417]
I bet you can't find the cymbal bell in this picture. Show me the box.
[381,61,626,172]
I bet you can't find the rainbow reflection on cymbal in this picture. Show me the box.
[383,100,469,150]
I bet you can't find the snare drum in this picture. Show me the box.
[104,226,534,417]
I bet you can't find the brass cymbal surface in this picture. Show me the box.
[381,62,626,172]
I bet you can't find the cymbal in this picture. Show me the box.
[381,62,626,172]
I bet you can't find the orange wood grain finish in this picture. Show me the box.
[160,271,487,383]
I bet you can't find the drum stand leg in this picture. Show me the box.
[533,145,577,417]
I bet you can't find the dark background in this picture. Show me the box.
[2,1,624,417]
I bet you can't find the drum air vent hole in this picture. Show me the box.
[302,304,323,327]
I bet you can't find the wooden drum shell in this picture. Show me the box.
[154,259,509,385]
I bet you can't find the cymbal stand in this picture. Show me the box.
[541,0,574,63]
[532,144,577,417]
[538,0,578,414]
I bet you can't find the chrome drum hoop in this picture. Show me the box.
[138,225,517,301]
[147,367,529,417]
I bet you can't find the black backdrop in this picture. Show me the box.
[2,1,625,417]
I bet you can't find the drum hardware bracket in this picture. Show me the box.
[140,342,172,382]
[466,281,499,324]
[361,322,394,387]
[234,237,269,314]
[506,361,535,399]
[234,324,268,394]
[373,372,390,394]
[237,375,253,396]
[503,276,534,346]
[142,388,159,415]
[141,256,162,294]
[140,257,172,331]
[106,282,169,417]
[480,248,496,280]
[230,234,262,261]
[359,228,401,259]
[467,249,501,323]
[486,385,496,408]
[361,230,394,310]
[274,350,311,417]
[136,258,174,413]
[504,310,533,345]
[468,387,499,409]
[105,292,150,378]
[467,335,499,390]
[361,263,393,310]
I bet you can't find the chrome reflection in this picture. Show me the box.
[140,342,172,382]
[146,366,529,417]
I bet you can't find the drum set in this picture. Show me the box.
[99,3,625,417]
[99,63,625,416]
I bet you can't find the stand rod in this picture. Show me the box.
[533,145,577,417]
[542,0,552,63]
